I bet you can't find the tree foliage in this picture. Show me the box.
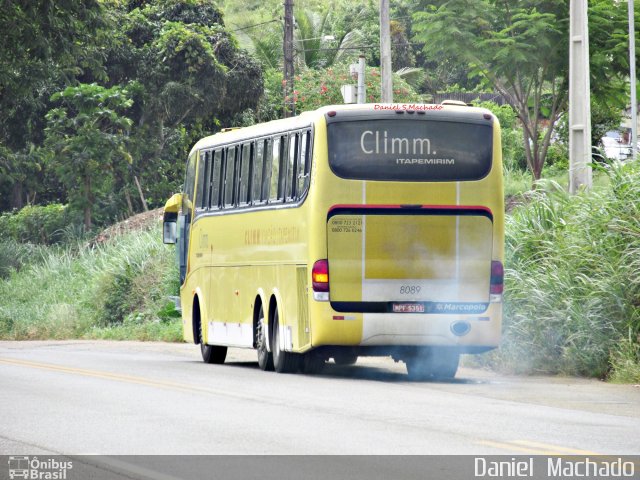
[103,0,264,210]
[3,0,640,224]
[413,0,568,180]
[0,0,108,209]
[45,84,133,229]
[413,0,640,181]
[0,0,264,226]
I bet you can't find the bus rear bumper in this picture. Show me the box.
[309,302,502,351]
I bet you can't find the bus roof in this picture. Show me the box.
[189,103,494,155]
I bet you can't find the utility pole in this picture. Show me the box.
[283,0,295,118]
[357,55,366,104]
[629,0,637,160]
[379,0,392,103]
[568,0,592,193]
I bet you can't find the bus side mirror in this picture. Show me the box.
[163,193,182,245]
[163,213,177,244]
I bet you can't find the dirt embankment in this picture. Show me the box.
[93,208,163,244]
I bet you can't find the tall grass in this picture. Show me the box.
[504,166,533,199]
[0,241,50,279]
[493,162,640,380]
[0,223,181,341]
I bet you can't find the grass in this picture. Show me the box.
[504,167,535,199]
[488,161,640,381]
[0,222,182,341]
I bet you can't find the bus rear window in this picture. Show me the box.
[327,119,493,181]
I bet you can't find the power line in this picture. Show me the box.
[294,42,423,53]
[229,14,410,36]
[230,19,280,33]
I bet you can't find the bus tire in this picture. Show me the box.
[272,309,299,373]
[301,352,325,374]
[333,352,358,366]
[200,321,227,364]
[256,304,273,371]
[405,348,459,381]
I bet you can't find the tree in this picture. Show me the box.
[413,1,568,180]
[294,7,332,69]
[45,84,133,230]
[104,0,264,208]
[412,0,639,181]
[0,0,107,209]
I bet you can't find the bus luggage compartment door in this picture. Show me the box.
[326,207,493,315]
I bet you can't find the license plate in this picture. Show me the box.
[392,303,425,313]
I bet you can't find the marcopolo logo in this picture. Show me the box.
[8,457,73,480]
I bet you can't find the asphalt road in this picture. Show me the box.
[1,341,639,456]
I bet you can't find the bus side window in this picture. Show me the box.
[238,143,251,207]
[209,149,222,209]
[262,139,273,202]
[195,151,207,213]
[297,131,311,199]
[270,136,283,202]
[224,146,237,208]
[279,135,289,200]
[286,132,299,201]
[204,151,212,210]
[252,139,265,204]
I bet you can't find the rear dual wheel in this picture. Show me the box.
[272,309,300,373]
[256,302,325,375]
[256,305,274,371]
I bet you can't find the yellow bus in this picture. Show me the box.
[163,103,504,379]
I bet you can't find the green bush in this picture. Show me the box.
[544,142,569,170]
[95,238,180,327]
[97,265,138,326]
[0,204,78,245]
[0,223,181,341]
[493,162,640,380]
[0,240,48,279]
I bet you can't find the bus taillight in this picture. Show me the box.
[312,259,330,301]
[490,260,504,295]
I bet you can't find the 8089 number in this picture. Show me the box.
[399,285,421,295]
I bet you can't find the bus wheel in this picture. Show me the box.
[272,309,300,373]
[256,305,273,371]
[200,322,227,364]
[333,352,358,366]
[301,352,325,374]
[404,348,459,381]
